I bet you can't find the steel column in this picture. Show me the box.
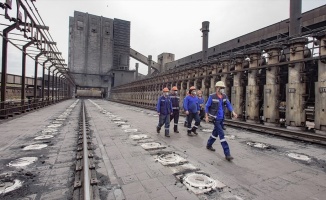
[33,52,44,104]
[1,24,17,118]
[42,60,52,102]
[47,65,55,103]
[21,41,34,112]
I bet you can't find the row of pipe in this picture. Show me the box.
[110,32,326,134]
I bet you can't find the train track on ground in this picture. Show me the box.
[109,100,326,146]
[73,100,99,200]
[223,119,326,146]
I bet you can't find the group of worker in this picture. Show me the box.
[156,81,238,161]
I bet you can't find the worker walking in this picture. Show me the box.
[156,87,173,137]
[183,94,189,127]
[197,90,205,121]
[205,81,238,161]
[184,86,200,136]
[170,86,180,133]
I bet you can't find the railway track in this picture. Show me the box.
[110,100,326,146]
[223,119,326,146]
[73,100,100,200]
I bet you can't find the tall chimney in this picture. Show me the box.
[147,55,152,76]
[202,21,210,62]
[289,0,302,37]
[135,63,139,80]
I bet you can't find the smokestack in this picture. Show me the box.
[289,0,302,37]
[202,21,210,62]
[147,55,152,76]
[135,63,139,80]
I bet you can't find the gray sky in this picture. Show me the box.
[1,0,325,77]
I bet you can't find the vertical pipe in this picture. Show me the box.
[202,21,210,62]
[246,49,261,123]
[147,55,152,76]
[314,31,326,133]
[231,55,244,120]
[286,37,308,130]
[264,44,282,126]
[135,63,139,80]
[289,0,302,37]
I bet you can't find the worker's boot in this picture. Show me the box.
[156,126,161,134]
[206,146,216,151]
[191,127,198,135]
[174,125,179,133]
[225,155,234,161]
[165,129,170,137]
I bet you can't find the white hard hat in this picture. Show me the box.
[215,81,226,88]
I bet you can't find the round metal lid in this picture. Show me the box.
[23,144,48,150]
[183,173,216,189]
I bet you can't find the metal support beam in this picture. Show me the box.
[33,52,45,102]
[1,23,16,117]
[42,59,52,102]
[21,40,34,112]
[47,64,55,102]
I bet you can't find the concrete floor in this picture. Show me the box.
[0,99,325,200]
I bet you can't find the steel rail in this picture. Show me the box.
[223,119,326,146]
[82,101,91,200]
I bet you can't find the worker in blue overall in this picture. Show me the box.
[197,90,205,121]
[184,86,200,136]
[156,87,173,137]
[170,86,180,133]
[183,93,189,127]
[205,81,238,161]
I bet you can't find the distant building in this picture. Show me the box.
[68,11,135,97]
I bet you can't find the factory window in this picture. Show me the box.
[77,21,84,30]
[238,38,240,43]
[91,28,97,33]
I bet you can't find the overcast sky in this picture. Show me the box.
[1,0,325,77]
